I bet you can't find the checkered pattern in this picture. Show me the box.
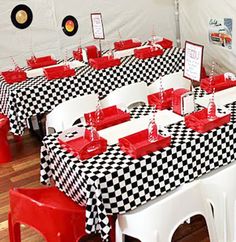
[40,88,236,241]
[0,48,185,135]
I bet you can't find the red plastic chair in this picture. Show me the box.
[8,187,116,242]
[0,113,12,163]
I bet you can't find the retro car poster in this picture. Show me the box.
[208,18,232,50]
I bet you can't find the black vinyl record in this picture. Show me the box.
[62,15,78,36]
[11,4,33,29]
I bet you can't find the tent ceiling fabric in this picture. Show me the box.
[0,0,176,69]
[179,0,236,74]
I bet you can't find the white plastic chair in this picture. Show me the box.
[148,71,191,94]
[200,162,236,242]
[100,82,148,110]
[46,93,98,134]
[116,181,218,242]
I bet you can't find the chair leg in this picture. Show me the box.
[115,221,125,242]
[8,212,21,242]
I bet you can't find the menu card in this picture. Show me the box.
[184,41,204,81]
[91,13,105,39]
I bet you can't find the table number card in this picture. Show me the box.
[91,13,105,40]
[184,41,204,82]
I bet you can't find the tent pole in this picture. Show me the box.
[174,0,181,48]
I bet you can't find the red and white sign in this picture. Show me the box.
[184,41,204,82]
[91,13,105,40]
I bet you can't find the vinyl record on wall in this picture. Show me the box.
[11,4,33,29]
[62,15,78,36]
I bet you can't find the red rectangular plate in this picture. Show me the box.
[58,128,107,160]
[200,74,236,94]
[148,38,173,49]
[27,56,57,69]
[185,108,231,133]
[134,47,164,59]
[119,129,171,159]
[89,56,121,70]
[148,88,174,110]
[1,70,27,84]
[44,65,75,80]
[114,39,142,51]
[84,105,130,131]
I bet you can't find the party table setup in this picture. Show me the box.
[2,2,236,242]
[0,36,183,137]
[40,83,236,241]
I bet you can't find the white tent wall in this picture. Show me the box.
[179,0,236,74]
[0,0,60,70]
[0,0,176,69]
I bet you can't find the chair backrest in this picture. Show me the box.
[116,181,217,242]
[200,162,236,242]
[148,71,191,94]
[100,82,148,110]
[46,93,98,134]
[8,187,87,242]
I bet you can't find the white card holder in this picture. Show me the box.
[82,49,88,63]
[182,91,195,115]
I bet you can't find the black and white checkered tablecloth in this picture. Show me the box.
[0,47,184,135]
[40,88,236,241]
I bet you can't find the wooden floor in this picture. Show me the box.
[0,132,210,242]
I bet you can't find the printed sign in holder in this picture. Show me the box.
[91,13,105,55]
[183,41,204,114]
[184,41,204,89]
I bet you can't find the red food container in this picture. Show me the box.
[43,65,75,80]
[200,74,236,94]
[27,56,57,69]
[148,88,174,110]
[119,129,171,159]
[114,39,142,51]
[157,38,173,49]
[58,127,107,160]
[185,108,231,133]
[89,56,121,70]
[1,69,27,84]
[172,88,193,115]
[73,48,83,61]
[134,47,164,59]
[84,105,130,130]
[148,38,173,49]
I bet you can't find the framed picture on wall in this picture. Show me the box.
[91,13,105,40]
[184,41,204,82]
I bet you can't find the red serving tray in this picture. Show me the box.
[148,38,173,49]
[84,105,130,131]
[27,56,57,69]
[114,39,142,51]
[119,129,171,159]
[89,56,121,70]
[148,88,174,110]
[1,69,27,84]
[43,65,75,80]
[73,48,83,61]
[58,128,107,160]
[200,74,236,94]
[134,47,164,59]
[158,38,173,49]
[185,108,231,133]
